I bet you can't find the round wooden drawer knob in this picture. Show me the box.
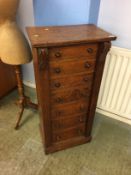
[87,48,93,53]
[55,52,61,57]
[83,77,89,82]
[85,62,90,68]
[54,68,61,73]
[79,117,84,122]
[55,97,63,103]
[56,135,61,141]
[54,82,61,88]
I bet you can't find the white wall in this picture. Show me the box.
[97,0,131,124]
[98,0,131,49]
[17,0,35,85]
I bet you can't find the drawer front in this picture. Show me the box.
[50,73,93,91]
[51,86,91,106]
[52,114,86,131]
[49,44,98,61]
[49,59,96,78]
[53,125,85,143]
[51,100,89,119]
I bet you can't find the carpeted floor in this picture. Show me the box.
[0,87,131,175]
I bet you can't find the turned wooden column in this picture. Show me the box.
[14,65,38,129]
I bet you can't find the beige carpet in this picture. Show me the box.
[0,87,131,175]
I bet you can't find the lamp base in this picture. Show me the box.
[14,65,38,129]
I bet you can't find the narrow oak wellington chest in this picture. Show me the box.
[27,24,116,154]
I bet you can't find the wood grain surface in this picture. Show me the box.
[27,24,116,153]
[27,24,116,47]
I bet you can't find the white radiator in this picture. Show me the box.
[97,46,131,120]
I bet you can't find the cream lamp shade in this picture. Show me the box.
[0,0,32,65]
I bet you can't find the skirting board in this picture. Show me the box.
[23,80,36,89]
[96,108,131,125]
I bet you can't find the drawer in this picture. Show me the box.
[50,73,93,91]
[52,114,86,131]
[51,100,89,119]
[49,59,96,78]
[51,86,91,106]
[52,125,85,143]
[49,44,98,61]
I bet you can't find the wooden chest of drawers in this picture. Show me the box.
[27,24,116,154]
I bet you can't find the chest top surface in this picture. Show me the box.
[27,24,116,47]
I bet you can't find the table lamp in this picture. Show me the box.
[0,0,38,129]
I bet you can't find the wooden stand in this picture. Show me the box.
[14,65,38,129]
